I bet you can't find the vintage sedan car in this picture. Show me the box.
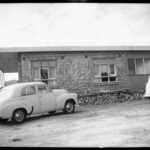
[0,82,78,124]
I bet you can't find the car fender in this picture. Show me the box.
[56,93,78,110]
[1,101,32,119]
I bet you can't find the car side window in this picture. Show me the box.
[38,85,49,93]
[22,88,26,96]
[27,86,36,95]
[22,86,36,96]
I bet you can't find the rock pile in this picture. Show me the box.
[78,89,145,105]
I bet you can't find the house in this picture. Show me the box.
[0,46,150,94]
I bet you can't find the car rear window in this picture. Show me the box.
[22,86,36,96]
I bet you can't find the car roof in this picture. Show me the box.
[2,82,46,98]
[4,82,45,89]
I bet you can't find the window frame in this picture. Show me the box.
[31,60,57,85]
[92,58,117,83]
[128,57,150,75]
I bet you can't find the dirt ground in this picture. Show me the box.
[0,99,150,147]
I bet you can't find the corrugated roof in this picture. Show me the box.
[0,46,150,53]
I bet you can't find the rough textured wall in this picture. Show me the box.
[21,56,32,82]
[57,55,91,94]
[20,51,129,95]
[116,53,129,89]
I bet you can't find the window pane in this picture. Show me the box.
[101,64,108,77]
[145,58,150,74]
[110,64,115,75]
[41,67,48,80]
[135,58,144,74]
[26,86,36,96]
[110,77,116,81]
[101,64,108,82]
[128,59,135,75]
[102,77,108,82]
[49,67,56,78]
[33,67,40,79]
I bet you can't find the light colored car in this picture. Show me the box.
[144,76,150,99]
[0,82,78,124]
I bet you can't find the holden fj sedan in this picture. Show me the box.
[0,82,78,124]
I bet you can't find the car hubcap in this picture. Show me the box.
[66,103,74,112]
[15,111,24,122]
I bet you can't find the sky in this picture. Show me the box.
[0,3,150,47]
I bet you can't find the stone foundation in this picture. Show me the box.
[78,89,145,105]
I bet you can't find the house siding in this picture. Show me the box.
[20,51,131,94]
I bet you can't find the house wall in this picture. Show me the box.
[20,51,130,94]
[19,51,150,94]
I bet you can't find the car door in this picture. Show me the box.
[21,85,41,115]
[37,84,56,113]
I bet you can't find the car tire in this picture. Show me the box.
[64,100,75,114]
[12,109,26,124]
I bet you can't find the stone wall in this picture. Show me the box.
[20,51,129,95]
[78,89,145,105]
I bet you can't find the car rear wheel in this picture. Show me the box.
[12,109,26,124]
[64,101,75,114]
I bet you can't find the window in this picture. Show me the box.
[145,58,150,74]
[93,58,117,83]
[128,58,150,75]
[135,58,144,74]
[22,86,36,96]
[32,60,57,85]
[41,67,49,85]
[38,85,49,93]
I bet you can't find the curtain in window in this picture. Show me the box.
[145,58,150,74]
[135,58,144,74]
